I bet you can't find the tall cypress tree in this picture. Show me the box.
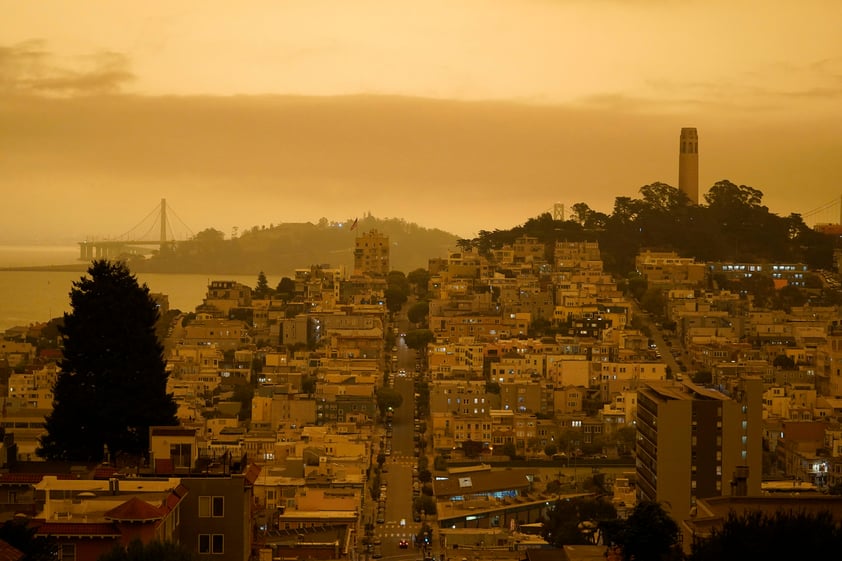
[39,259,178,462]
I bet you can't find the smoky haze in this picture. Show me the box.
[1,41,841,243]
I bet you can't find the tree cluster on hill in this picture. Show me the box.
[458,181,835,275]
[132,215,457,275]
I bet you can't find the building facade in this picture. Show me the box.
[636,379,762,517]
[353,229,389,277]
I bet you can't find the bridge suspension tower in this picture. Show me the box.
[78,198,193,261]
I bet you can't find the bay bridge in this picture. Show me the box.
[801,195,842,228]
[78,199,194,261]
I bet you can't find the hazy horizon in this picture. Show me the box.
[2,1,841,244]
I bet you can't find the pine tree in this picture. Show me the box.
[39,260,178,462]
[254,270,272,299]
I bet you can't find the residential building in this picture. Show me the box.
[200,281,253,317]
[180,467,260,561]
[353,229,389,277]
[636,378,762,518]
[31,475,187,561]
[635,250,705,287]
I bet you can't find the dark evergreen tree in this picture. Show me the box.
[39,260,178,462]
[602,501,681,561]
[253,270,273,299]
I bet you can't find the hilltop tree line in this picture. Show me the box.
[131,215,457,275]
[458,180,836,274]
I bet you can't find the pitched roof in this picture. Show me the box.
[104,497,163,522]
[164,484,190,512]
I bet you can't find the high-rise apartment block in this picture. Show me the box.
[679,127,699,204]
[353,229,390,277]
[636,379,762,517]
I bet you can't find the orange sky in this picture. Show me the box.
[1,0,841,243]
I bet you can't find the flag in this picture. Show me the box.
[350,218,358,231]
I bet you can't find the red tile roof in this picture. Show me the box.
[104,497,163,522]
[0,473,77,485]
[35,522,121,538]
[0,473,45,485]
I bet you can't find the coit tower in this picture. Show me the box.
[678,127,699,204]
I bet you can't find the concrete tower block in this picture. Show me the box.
[679,127,699,204]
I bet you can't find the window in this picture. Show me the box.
[58,545,75,561]
[199,496,224,517]
[170,443,192,469]
[199,534,224,554]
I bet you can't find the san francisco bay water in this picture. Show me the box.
[0,245,261,331]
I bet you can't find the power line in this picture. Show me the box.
[801,197,838,219]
